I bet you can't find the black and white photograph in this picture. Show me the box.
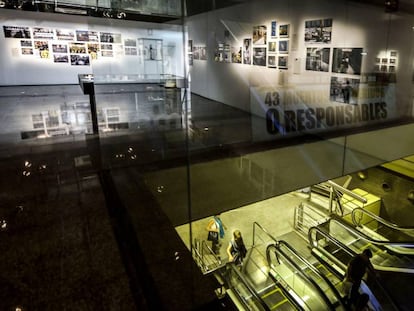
[124,38,137,47]
[278,55,288,69]
[100,32,122,43]
[279,24,289,38]
[193,46,200,60]
[389,65,396,73]
[390,50,397,57]
[20,40,32,47]
[200,47,207,60]
[76,30,99,42]
[69,43,86,54]
[188,40,193,52]
[125,47,137,56]
[389,58,396,64]
[52,44,68,53]
[56,29,75,41]
[54,54,69,63]
[21,48,33,55]
[332,48,363,75]
[304,18,332,43]
[70,54,90,65]
[3,26,31,38]
[268,55,277,68]
[253,25,267,45]
[101,44,113,51]
[380,65,387,72]
[306,47,330,72]
[278,40,289,53]
[188,53,193,66]
[33,27,54,39]
[253,47,266,66]
[243,39,252,64]
[271,21,277,37]
[214,43,224,62]
[268,41,277,53]
[330,76,360,104]
[101,50,113,57]
[375,57,381,63]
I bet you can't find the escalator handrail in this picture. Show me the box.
[352,207,414,231]
[252,221,279,247]
[266,244,337,311]
[276,240,347,308]
[277,240,347,307]
[330,215,414,248]
[227,263,272,311]
[308,225,357,261]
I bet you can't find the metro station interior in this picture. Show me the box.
[1,0,414,310]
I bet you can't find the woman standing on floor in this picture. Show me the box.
[227,230,247,266]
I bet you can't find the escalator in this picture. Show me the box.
[323,216,414,273]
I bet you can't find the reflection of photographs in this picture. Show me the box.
[253,25,267,45]
[390,51,397,57]
[375,57,381,63]
[54,54,69,63]
[21,48,33,55]
[101,50,113,57]
[306,47,330,72]
[388,65,396,73]
[3,26,31,38]
[304,18,332,43]
[389,58,396,64]
[69,43,86,54]
[100,32,122,43]
[268,41,277,53]
[188,40,193,51]
[200,47,207,60]
[33,27,54,39]
[332,48,363,75]
[56,29,74,40]
[374,65,380,72]
[124,39,137,47]
[381,58,388,64]
[70,54,90,65]
[253,47,266,66]
[101,44,112,50]
[243,38,252,64]
[125,47,137,55]
[278,40,289,53]
[271,21,277,37]
[330,76,360,104]
[232,46,242,63]
[268,55,277,68]
[20,40,32,47]
[52,44,67,53]
[188,53,193,66]
[279,24,289,38]
[380,65,387,72]
[193,46,200,60]
[278,56,288,69]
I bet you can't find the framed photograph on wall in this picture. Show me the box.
[232,46,242,63]
[278,40,289,53]
[331,48,363,75]
[253,47,266,66]
[306,47,330,72]
[304,18,332,43]
[253,25,267,45]
[243,38,252,64]
[3,25,31,38]
[390,50,397,57]
[278,55,288,69]
[268,55,277,68]
[279,24,290,38]
[330,76,360,104]
[271,21,277,37]
[268,41,277,53]
[381,58,388,64]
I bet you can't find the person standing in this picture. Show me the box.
[206,215,226,255]
[345,249,376,306]
[227,230,247,266]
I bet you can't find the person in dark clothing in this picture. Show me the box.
[345,249,375,306]
[227,230,247,266]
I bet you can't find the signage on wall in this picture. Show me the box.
[249,76,394,140]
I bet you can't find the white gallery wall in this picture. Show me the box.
[186,0,414,140]
[0,9,185,85]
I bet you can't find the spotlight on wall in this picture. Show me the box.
[408,190,414,202]
[357,171,368,180]
[117,11,126,19]
[385,0,399,12]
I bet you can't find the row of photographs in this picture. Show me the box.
[3,25,122,43]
